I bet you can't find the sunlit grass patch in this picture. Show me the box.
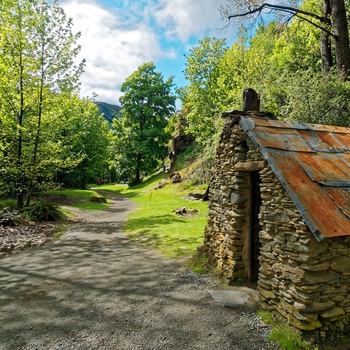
[98,172,208,258]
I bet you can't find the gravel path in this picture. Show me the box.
[0,193,278,350]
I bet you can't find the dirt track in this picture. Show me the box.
[0,193,277,350]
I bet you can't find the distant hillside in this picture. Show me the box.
[95,101,122,124]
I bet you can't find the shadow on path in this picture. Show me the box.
[0,192,274,350]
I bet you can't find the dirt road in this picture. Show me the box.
[0,193,277,349]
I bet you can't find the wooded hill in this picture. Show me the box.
[95,101,122,124]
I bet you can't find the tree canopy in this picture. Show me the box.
[174,0,350,183]
[221,0,350,76]
[2,0,350,200]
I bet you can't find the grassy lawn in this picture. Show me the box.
[98,172,209,258]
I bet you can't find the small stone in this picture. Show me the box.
[321,307,345,319]
[330,256,350,272]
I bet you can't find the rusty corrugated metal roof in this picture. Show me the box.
[238,115,350,241]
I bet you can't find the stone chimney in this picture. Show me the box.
[242,88,260,112]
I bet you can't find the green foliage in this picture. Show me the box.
[257,310,318,350]
[113,62,176,184]
[175,143,201,171]
[188,253,209,274]
[55,95,112,189]
[25,201,64,222]
[0,0,85,207]
[258,310,276,325]
[178,0,350,183]
[266,70,350,126]
[181,37,228,144]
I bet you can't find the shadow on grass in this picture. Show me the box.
[125,214,185,233]
[129,171,165,190]
[96,171,167,201]
[97,188,141,200]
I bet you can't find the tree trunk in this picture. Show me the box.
[25,51,45,207]
[321,0,333,72]
[17,47,25,209]
[135,153,142,184]
[330,0,350,77]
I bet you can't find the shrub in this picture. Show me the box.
[25,201,63,222]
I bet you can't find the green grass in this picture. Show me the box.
[41,189,110,210]
[269,324,314,350]
[258,310,319,350]
[98,172,208,258]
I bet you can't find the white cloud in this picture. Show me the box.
[62,0,163,104]
[155,0,228,41]
[60,0,233,104]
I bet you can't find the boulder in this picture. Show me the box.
[90,196,107,203]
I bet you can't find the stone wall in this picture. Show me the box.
[203,118,265,281]
[203,115,350,333]
[258,164,350,332]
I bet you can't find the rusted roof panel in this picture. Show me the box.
[296,152,350,186]
[264,150,350,240]
[297,130,349,152]
[305,124,350,133]
[325,187,350,219]
[248,128,314,152]
[340,153,350,168]
[333,133,350,149]
[238,115,350,240]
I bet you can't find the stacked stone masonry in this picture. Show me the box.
[203,116,350,333]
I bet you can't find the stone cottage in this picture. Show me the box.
[203,108,350,333]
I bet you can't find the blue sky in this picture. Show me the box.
[60,0,237,105]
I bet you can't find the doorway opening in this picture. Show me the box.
[248,171,262,282]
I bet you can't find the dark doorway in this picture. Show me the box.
[248,171,262,282]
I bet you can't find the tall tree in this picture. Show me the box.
[221,0,350,77]
[0,0,84,207]
[116,62,176,184]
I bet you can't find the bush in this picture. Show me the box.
[0,208,20,226]
[25,201,63,222]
